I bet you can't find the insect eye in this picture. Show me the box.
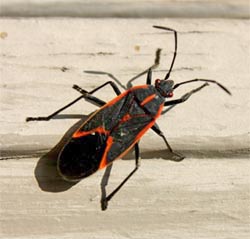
[167,92,174,98]
[155,79,161,85]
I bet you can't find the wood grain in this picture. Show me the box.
[0,18,250,238]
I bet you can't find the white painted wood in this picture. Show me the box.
[0,18,249,239]
[1,18,249,152]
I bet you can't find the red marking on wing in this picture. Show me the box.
[120,113,132,123]
[71,85,150,137]
[99,136,113,169]
[99,103,165,169]
[72,126,109,138]
[70,84,163,172]
[134,103,164,142]
[140,94,156,106]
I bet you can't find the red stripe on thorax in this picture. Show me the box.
[72,126,109,138]
[140,94,156,106]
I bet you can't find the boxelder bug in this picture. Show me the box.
[26,26,231,210]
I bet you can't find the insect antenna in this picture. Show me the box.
[173,79,231,95]
[153,26,177,80]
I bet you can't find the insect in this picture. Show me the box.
[26,26,231,209]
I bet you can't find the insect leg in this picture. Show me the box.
[151,124,184,161]
[85,48,162,89]
[88,81,121,95]
[84,71,127,90]
[74,81,121,96]
[100,163,113,210]
[101,143,140,210]
[162,83,209,114]
[73,80,122,108]
[72,85,106,107]
[26,81,121,121]
[26,95,86,121]
[26,88,107,122]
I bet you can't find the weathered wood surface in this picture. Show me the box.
[0,18,250,238]
[1,18,249,153]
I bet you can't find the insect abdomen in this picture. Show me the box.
[58,133,107,181]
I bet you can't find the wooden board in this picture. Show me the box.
[0,18,250,239]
